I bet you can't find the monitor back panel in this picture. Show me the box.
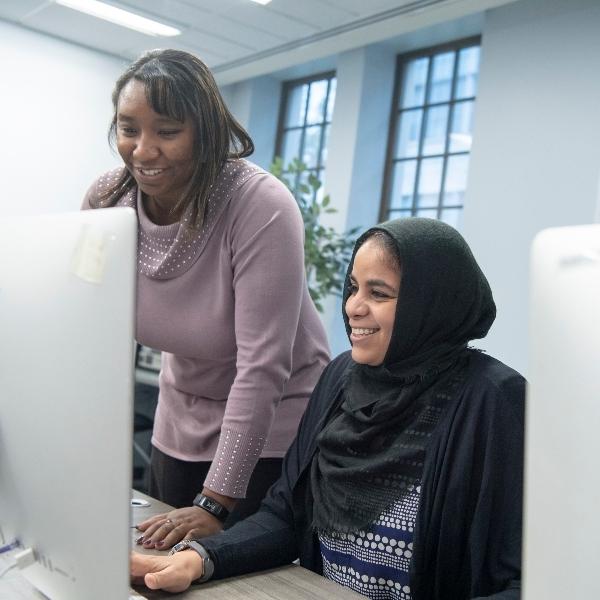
[0,208,137,599]
[525,224,600,598]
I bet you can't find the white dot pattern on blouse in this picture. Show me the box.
[319,484,421,600]
[205,427,265,497]
[102,159,264,281]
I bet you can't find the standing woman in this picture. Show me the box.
[82,49,329,545]
[131,218,525,599]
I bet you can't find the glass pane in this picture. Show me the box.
[443,155,470,206]
[395,109,423,158]
[449,101,474,153]
[400,57,428,108]
[302,126,322,168]
[422,105,449,156]
[455,46,480,99]
[306,80,328,125]
[429,51,455,104]
[416,157,443,209]
[440,207,463,229]
[390,160,417,210]
[326,78,337,122]
[320,124,330,166]
[284,84,308,127]
[387,209,412,221]
[281,129,302,168]
[416,208,438,219]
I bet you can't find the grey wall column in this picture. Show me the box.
[220,76,281,170]
[463,0,600,375]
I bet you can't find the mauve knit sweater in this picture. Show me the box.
[82,159,330,498]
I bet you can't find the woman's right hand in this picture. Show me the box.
[130,550,203,592]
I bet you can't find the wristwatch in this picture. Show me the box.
[169,540,214,583]
[193,493,230,523]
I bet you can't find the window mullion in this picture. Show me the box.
[437,49,461,219]
[411,55,433,216]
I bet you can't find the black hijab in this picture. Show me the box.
[310,218,496,532]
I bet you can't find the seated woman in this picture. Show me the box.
[131,217,525,599]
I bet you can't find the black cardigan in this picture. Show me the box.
[200,350,525,600]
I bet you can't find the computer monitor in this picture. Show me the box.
[0,208,137,599]
[524,224,600,598]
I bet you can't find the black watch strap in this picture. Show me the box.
[193,493,230,523]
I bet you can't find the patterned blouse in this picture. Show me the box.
[319,482,421,599]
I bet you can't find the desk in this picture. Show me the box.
[130,491,366,599]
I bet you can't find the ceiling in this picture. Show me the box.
[0,0,517,84]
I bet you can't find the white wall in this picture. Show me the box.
[0,21,124,216]
[464,0,600,374]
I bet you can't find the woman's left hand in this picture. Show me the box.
[130,550,203,592]
[135,506,223,549]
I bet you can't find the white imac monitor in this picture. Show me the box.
[525,224,600,598]
[0,208,137,599]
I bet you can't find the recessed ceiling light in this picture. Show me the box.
[55,0,181,37]
[249,0,273,5]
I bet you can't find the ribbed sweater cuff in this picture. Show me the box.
[204,427,265,498]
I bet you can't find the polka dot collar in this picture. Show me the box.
[115,159,263,280]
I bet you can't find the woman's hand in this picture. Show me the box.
[130,550,203,592]
[135,506,223,549]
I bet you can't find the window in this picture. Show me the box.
[274,72,337,198]
[381,38,481,229]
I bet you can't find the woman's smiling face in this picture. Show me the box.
[345,238,401,366]
[115,79,195,217]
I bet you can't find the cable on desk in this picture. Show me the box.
[0,540,19,555]
[0,539,20,579]
[0,561,17,578]
[0,546,36,578]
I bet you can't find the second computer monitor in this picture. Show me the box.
[525,224,600,598]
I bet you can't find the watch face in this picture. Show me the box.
[170,541,187,555]
[194,494,228,520]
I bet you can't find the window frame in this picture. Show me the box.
[380,36,482,223]
[274,70,337,192]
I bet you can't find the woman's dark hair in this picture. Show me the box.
[96,48,254,229]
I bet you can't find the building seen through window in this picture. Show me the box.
[275,72,337,200]
[382,38,481,229]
